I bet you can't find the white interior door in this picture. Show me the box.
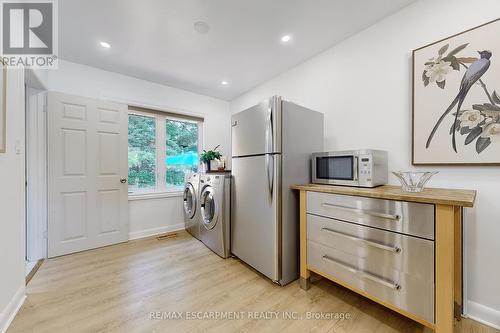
[48,92,128,257]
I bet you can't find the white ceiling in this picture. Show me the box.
[59,0,417,100]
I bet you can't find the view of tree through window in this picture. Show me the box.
[166,120,199,187]
[128,111,201,194]
[128,115,156,190]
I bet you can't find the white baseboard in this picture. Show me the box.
[467,300,500,330]
[128,223,185,240]
[0,284,26,333]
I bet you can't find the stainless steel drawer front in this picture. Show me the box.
[307,214,434,277]
[307,192,435,240]
[322,254,400,290]
[321,227,401,253]
[307,240,434,323]
[321,202,400,221]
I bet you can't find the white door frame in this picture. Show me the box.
[25,87,48,262]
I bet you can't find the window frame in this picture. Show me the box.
[127,109,203,197]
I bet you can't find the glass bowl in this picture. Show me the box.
[392,171,438,193]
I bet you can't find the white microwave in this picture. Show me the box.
[311,150,388,188]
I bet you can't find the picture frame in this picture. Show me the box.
[412,18,500,165]
[0,61,5,153]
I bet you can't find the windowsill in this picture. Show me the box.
[128,191,184,201]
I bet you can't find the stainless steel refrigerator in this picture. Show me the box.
[231,96,324,285]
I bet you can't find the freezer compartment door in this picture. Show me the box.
[231,154,281,282]
[231,96,281,156]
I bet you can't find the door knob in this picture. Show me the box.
[120,178,127,184]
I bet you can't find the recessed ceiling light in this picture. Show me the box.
[194,21,210,34]
[221,81,228,86]
[281,35,292,43]
[100,41,111,49]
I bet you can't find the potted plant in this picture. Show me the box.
[200,145,222,171]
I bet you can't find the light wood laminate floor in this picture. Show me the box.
[8,231,498,333]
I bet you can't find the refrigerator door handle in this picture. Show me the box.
[265,105,273,153]
[266,154,274,205]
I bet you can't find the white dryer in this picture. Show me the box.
[183,173,200,240]
[199,173,231,258]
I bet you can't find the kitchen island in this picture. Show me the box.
[292,184,476,333]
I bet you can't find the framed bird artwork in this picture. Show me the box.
[412,18,500,165]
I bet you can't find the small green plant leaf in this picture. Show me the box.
[200,145,222,163]
[437,80,446,89]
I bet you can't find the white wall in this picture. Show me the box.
[230,0,500,328]
[128,196,184,240]
[46,60,231,237]
[0,69,26,332]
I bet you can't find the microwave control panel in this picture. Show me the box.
[358,155,372,184]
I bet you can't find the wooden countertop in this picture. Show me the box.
[291,184,476,207]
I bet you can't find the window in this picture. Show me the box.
[128,108,202,195]
[166,119,199,187]
[128,114,156,191]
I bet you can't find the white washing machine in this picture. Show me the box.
[183,173,201,240]
[199,173,231,258]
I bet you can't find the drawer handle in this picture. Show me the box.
[321,203,401,221]
[321,227,401,253]
[322,255,401,290]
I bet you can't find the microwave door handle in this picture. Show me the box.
[353,156,359,181]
